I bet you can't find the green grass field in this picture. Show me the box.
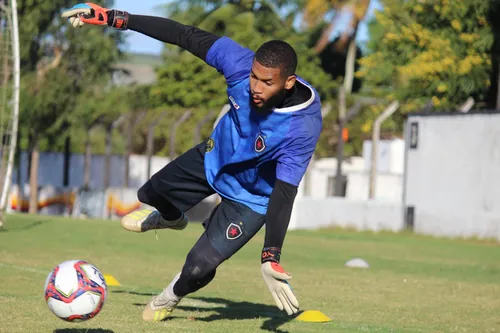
[1,214,499,333]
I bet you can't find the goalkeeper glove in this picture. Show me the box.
[61,3,129,30]
[261,247,299,315]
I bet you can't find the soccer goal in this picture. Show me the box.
[0,0,20,227]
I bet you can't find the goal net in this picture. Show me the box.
[0,0,20,227]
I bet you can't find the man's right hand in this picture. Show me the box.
[62,3,129,30]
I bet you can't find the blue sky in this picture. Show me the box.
[115,0,382,55]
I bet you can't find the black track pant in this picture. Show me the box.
[137,140,265,297]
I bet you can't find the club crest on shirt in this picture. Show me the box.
[226,222,242,240]
[206,137,215,152]
[255,134,266,153]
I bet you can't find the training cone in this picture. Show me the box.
[345,258,369,268]
[103,274,121,286]
[295,310,332,323]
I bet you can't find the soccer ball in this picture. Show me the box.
[44,260,107,322]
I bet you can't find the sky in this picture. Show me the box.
[114,0,382,55]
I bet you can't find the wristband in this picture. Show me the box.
[261,247,281,264]
[108,9,129,30]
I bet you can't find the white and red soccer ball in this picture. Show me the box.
[44,260,107,322]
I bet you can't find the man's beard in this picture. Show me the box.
[252,89,287,110]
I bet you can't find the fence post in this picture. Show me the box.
[104,115,125,190]
[146,111,168,179]
[170,110,192,161]
[213,104,230,129]
[334,94,365,197]
[124,111,147,188]
[194,109,216,145]
[368,101,399,199]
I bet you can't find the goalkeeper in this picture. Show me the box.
[62,3,323,322]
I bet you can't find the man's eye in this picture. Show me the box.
[265,81,272,86]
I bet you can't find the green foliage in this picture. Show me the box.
[19,69,74,142]
[17,0,124,154]
[152,1,338,156]
[358,0,497,113]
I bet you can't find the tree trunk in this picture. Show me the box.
[16,132,21,212]
[334,87,346,196]
[314,1,371,55]
[313,12,339,54]
[83,129,92,189]
[124,130,131,188]
[28,138,39,214]
[63,135,70,187]
[104,125,112,189]
[124,111,147,187]
[146,126,154,180]
[343,38,358,94]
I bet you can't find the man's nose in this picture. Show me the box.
[253,81,264,94]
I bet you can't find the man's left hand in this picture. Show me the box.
[261,248,299,315]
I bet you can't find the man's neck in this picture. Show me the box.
[275,85,297,109]
[276,81,311,109]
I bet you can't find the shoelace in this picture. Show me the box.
[152,214,160,241]
[141,212,160,241]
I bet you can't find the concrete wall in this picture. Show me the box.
[13,140,405,201]
[289,197,404,232]
[13,152,171,190]
[404,112,500,240]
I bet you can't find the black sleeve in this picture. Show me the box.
[263,179,298,250]
[126,14,220,61]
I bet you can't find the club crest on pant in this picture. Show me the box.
[226,223,242,240]
[255,134,266,153]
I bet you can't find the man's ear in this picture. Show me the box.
[284,75,296,90]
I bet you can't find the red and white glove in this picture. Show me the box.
[261,247,299,315]
[61,3,129,30]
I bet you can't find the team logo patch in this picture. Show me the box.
[229,96,240,110]
[226,223,242,240]
[206,137,215,152]
[255,134,266,153]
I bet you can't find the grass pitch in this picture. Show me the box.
[0,213,499,333]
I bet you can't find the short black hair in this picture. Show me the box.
[254,40,297,78]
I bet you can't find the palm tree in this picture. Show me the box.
[304,0,372,94]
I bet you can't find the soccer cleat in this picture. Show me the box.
[142,273,182,322]
[120,209,188,233]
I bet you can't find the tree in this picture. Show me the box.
[17,0,123,212]
[303,0,372,94]
[152,1,338,156]
[357,0,496,112]
[19,66,73,213]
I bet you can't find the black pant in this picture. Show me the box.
[139,140,266,297]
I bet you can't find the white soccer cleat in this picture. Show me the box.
[142,273,182,322]
[120,209,188,233]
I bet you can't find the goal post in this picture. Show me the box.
[0,0,20,227]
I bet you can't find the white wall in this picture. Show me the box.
[363,138,405,174]
[13,152,171,190]
[346,172,403,201]
[289,197,404,232]
[304,139,405,202]
[8,139,408,234]
[13,139,405,202]
[404,113,500,240]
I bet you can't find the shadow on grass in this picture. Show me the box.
[112,290,155,297]
[54,328,115,333]
[132,296,298,333]
[0,219,50,232]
